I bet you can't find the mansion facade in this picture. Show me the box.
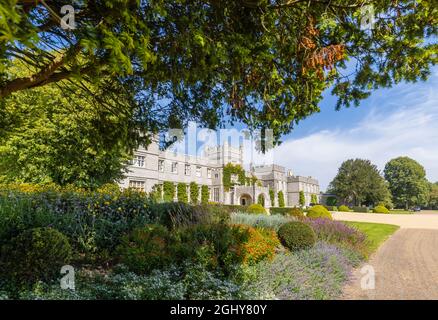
[119,141,320,208]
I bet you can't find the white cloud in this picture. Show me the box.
[272,73,438,191]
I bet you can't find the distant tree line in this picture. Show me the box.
[328,157,437,210]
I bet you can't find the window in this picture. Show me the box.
[213,188,220,202]
[185,164,191,176]
[171,162,178,174]
[207,168,212,178]
[129,180,145,191]
[136,156,145,167]
[196,166,202,177]
[158,160,164,172]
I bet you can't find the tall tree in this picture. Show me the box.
[428,182,438,210]
[1,1,437,146]
[0,67,134,187]
[384,157,430,209]
[328,159,391,207]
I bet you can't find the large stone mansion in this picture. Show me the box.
[119,140,320,207]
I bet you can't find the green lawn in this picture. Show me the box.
[343,221,400,254]
[388,209,413,214]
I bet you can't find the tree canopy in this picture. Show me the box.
[1,1,437,146]
[384,157,430,209]
[328,159,391,207]
[0,64,135,187]
[428,182,438,210]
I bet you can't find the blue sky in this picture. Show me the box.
[168,67,438,192]
[273,66,438,191]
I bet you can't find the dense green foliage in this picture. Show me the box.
[0,184,386,300]
[299,191,306,207]
[269,207,290,216]
[1,1,436,149]
[428,183,438,209]
[0,73,132,188]
[201,185,209,204]
[384,157,430,209]
[257,194,265,207]
[270,207,304,220]
[189,182,199,205]
[311,194,318,204]
[328,159,392,207]
[0,227,72,289]
[307,205,333,220]
[326,197,338,207]
[177,183,188,203]
[230,213,292,231]
[373,205,390,214]
[222,164,246,191]
[163,182,175,202]
[277,222,316,251]
[269,189,275,207]
[117,225,177,274]
[277,191,285,208]
[247,204,267,215]
[338,205,350,212]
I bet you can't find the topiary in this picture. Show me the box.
[246,203,267,215]
[338,205,350,212]
[373,205,390,214]
[117,224,177,274]
[306,205,333,220]
[0,227,72,287]
[277,221,316,251]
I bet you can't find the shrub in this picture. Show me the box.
[201,185,209,204]
[177,183,188,203]
[153,202,209,229]
[232,225,280,265]
[373,205,390,214]
[352,206,369,213]
[241,242,362,300]
[0,227,72,287]
[257,194,265,207]
[163,181,175,202]
[194,204,231,223]
[277,221,316,251]
[269,189,275,207]
[269,207,290,216]
[247,204,267,215]
[324,205,338,211]
[306,205,333,220]
[304,218,367,258]
[338,205,350,212]
[326,196,338,206]
[230,213,292,231]
[289,207,305,220]
[189,182,199,205]
[278,191,285,207]
[299,191,305,207]
[271,207,304,220]
[177,223,248,273]
[117,225,176,274]
[222,204,248,213]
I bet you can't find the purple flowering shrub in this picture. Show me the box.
[241,242,362,300]
[304,218,368,258]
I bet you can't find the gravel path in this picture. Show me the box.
[337,211,438,300]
